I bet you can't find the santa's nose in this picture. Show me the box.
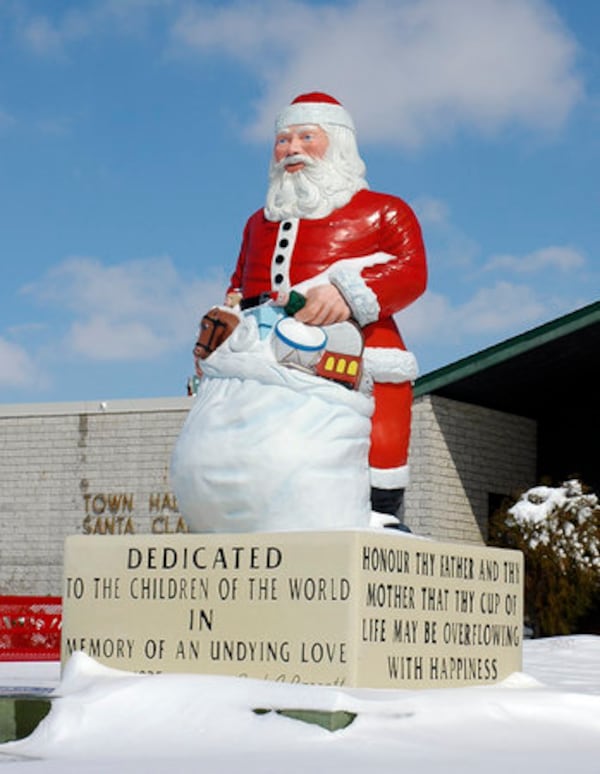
[287,135,303,154]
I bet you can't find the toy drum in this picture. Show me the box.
[273,317,328,370]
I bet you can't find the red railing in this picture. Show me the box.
[0,596,62,661]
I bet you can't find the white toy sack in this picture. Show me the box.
[171,306,374,532]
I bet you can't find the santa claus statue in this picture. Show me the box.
[171,92,427,533]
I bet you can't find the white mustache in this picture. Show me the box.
[277,154,316,170]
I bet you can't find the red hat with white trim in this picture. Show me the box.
[275,92,355,134]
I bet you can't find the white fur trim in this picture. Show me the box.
[290,252,397,326]
[329,267,379,326]
[369,511,402,529]
[292,252,392,293]
[370,464,410,489]
[326,251,395,326]
[364,347,418,383]
[275,102,355,133]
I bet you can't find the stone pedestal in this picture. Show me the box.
[62,530,523,689]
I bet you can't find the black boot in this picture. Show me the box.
[370,487,411,532]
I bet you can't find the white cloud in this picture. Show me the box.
[412,196,451,227]
[395,201,590,365]
[453,281,546,333]
[36,116,72,136]
[23,256,228,362]
[15,1,170,57]
[395,290,451,340]
[0,109,16,131]
[397,282,547,352]
[170,0,583,146]
[412,196,480,267]
[68,317,171,361]
[483,246,586,274]
[20,15,66,57]
[0,337,37,388]
[12,1,583,146]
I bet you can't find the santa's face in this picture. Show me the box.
[264,122,367,222]
[273,125,329,173]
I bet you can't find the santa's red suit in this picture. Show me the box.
[227,187,427,490]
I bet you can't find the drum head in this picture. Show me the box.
[274,317,327,351]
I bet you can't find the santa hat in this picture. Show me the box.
[275,92,355,134]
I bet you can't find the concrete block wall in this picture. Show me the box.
[1,392,538,595]
[0,397,192,597]
[405,394,537,544]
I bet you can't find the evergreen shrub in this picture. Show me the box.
[489,479,600,637]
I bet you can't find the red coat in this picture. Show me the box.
[229,189,426,345]
[227,188,427,484]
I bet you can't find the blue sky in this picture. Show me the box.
[0,0,598,404]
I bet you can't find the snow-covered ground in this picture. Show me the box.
[0,635,599,773]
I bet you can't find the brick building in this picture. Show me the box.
[1,302,597,596]
[407,301,599,540]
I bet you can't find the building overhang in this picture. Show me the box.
[414,301,600,421]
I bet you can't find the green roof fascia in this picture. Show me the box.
[414,300,600,398]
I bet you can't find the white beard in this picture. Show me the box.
[264,154,367,222]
